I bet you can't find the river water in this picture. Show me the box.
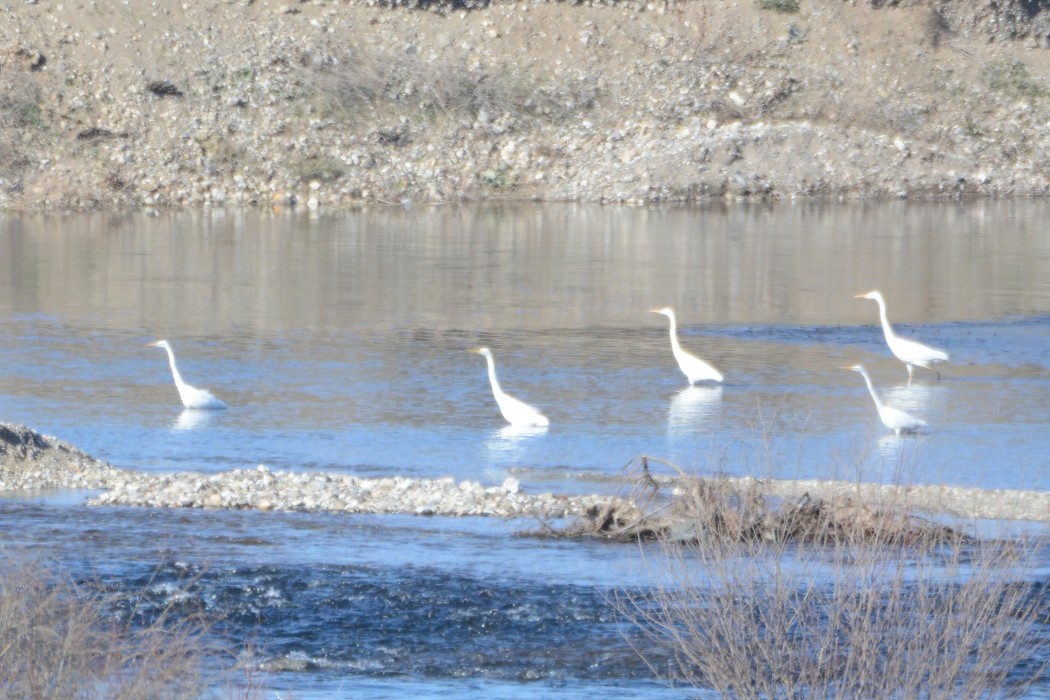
[0,202,1048,697]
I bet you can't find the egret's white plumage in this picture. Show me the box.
[651,307,723,384]
[470,347,549,427]
[855,290,949,381]
[147,340,227,410]
[846,364,927,435]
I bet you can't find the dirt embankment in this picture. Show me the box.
[2,0,1050,210]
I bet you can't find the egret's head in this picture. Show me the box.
[469,347,492,358]
[147,340,170,350]
[844,364,864,373]
[650,307,674,317]
[854,290,882,301]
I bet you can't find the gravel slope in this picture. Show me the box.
[3,0,1050,209]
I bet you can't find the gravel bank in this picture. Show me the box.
[89,465,626,519]
[4,0,1050,210]
[2,423,1048,524]
[0,422,630,518]
[0,423,120,491]
[719,475,1050,525]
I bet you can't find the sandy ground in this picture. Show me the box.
[2,0,1050,209]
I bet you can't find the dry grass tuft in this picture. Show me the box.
[308,45,595,124]
[0,555,218,699]
[617,525,1049,698]
[0,68,43,182]
[588,460,1050,698]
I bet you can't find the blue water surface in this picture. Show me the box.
[1,202,1049,697]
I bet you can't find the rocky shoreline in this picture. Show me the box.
[89,466,622,519]
[4,0,1050,210]
[0,423,628,519]
[2,423,1049,526]
[0,423,120,491]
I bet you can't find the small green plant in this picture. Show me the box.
[477,168,516,190]
[984,60,1046,101]
[758,0,800,13]
[290,153,346,183]
[787,22,807,43]
[964,114,986,137]
[0,71,44,179]
[15,102,44,129]
[0,71,44,131]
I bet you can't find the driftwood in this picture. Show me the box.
[533,457,966,546]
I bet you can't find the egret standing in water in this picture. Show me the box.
[650,307,724,384]
[147,340,227,410]
[855,290,949,381]
[846,364,927,435]
[470,347,549,427]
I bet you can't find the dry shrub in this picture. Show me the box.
[309,45,595,123]
[619,532,1048,698]
[535,456,1049,695]
[540,457,961,547]
[0,68,42,181]
[606,460,1050,698]
[0,555,216,699]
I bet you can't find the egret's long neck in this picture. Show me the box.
[858,370,884,409]
[484,355,504,398]
[164,347,187,390]
[874,297,897,343]
[666,315,684,357]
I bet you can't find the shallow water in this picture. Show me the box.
[0,202,1049,697]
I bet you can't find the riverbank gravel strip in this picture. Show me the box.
[89,466,623,519]
[720,476,1050,525]
[0,423,625,518]
[3,423,1048,523]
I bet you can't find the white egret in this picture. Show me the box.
[846,364,928,435]
[147,340,227,410]
[470,347,549,427]
[855,290,949,381]
[650,307,724,384]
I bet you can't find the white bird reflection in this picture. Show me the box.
[173,408,216,431]
[668,385,723,434]
[882,380,934,417]
[875,430,928,467]
[485,424,547,458]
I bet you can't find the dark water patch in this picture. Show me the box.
[104,560,660,685]
[88,556,1050,695]
[713,322,951,348]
